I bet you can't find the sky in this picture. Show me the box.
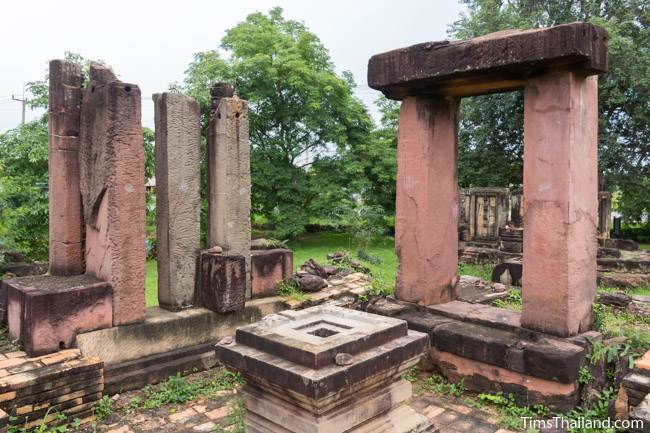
[0,0,465,133]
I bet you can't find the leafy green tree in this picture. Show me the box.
[0,117,49,259]
[177,7,373,238]
[347,97,400,214]
[451,0,650,222]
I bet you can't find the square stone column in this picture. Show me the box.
[48,60,84,276]
[153,93,201,310]
[522,72,599,337]
[80,63,146,326]
[395,96,459,305]
[206,97,252,297]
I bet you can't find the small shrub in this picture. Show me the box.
[402,367,418,383]
[93,395,113,420]
[277,280,310,302]
[142,369,244,410]
[420,374,465,397]
[578,366,594,385]
[477,392,547,430]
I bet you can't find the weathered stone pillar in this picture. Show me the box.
[395,96,459,305]
[153,93,201,310]
[80,63,146,325]
[48,60,84,276]
[206,85,252,297]
[522,72,599,337]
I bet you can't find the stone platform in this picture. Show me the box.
[367,298,599,411]
[0,348,103,430]
[77,275,372,394]
[216,305,433,433]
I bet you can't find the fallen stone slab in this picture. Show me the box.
[457,275,509,304]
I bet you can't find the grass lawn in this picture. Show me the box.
[145,260,158,307]
[144,232,494,304]
[640,243,650,250]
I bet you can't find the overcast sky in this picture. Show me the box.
[0,0,464,133]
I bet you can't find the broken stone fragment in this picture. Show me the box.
[251,238,288,250]
[300,258,329,279]
[598,292,632,307]
[293,274,328,292]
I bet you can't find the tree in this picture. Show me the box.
[346,97,400,214]
[177,7,374,238]
[451,0,650,222]
[0,117,49,259]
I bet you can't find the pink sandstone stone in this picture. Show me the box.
[521,72,599,337]
[5,275,112,356]
[48,60,84,276]
[395,96,460,305]
[251,249,293,298]
[80,63,146,325]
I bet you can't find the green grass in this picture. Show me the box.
[145,260,158,307]
[288,232,398,288]
[144,231,495,305]
[639,243,650,250]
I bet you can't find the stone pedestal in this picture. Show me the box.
[522,72,599,337]
[395,96,459,305]
[153,92,201,310]
[79,63,146,325]
[216,305,432,433]
[197,251,246,313]
[206,95,252,296]
[48,60,84,276]
[3,275,112,356]
[251,249,293,298]
[367,298,598,412]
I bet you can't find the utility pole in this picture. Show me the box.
[12,86,26,125]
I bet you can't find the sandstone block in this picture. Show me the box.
[206,97,252,295]
[521,72,599,337]
[368,22,608,99]
[251,249,293,298]
[48,59,84,276]
[80,63,146,325]
[197,251,246,313]
[153,92,201,310]
[5,275,112,356]
[395,96,459,305]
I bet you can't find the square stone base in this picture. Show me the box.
[244,381,434,433]
[197,251,246,313]
[251,249,293,298]
[4,274,113,356]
